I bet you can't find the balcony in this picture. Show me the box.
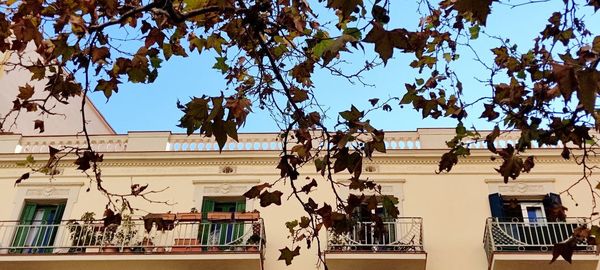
[484,217,598,270]
[325,217,426,270]
[0,219,265,270]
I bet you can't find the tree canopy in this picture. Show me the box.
[2,0,600,265]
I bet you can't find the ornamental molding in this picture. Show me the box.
[10,181,84,222]
[486,178,555,195]
[25,187,70,197]
[0,155,584,169]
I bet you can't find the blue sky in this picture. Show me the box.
[89,1,599,134]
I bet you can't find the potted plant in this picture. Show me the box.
[176,207,202,222]
[234,210,260,221]
[207,212,232,221]
[231,238,245,252]
[207,232,221,252]
[114,214,139,253]
[67,212,102,253]
[143,212,175,232]
[100,223,120,253]
[327,233,348,251]
[245,234,262,252]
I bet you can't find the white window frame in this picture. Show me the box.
[519,202,547,226]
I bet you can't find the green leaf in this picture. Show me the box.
[259,190,283,207]
[28,66,45,80]
[285,220,298,234]
[593,36,600,53]
[469,25,480,39]
[163,44,173,60]
[443,53,452,63]
[26,154,35,164]
[278,246,301,265]
[343,27,362,40]
[212,57,229,74]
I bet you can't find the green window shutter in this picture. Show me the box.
[200,199,215,245]
[235,201,246,212]
[201,199,215,217]
[233,201,246,241]
[19,203,37,224]
[36,203,66,253]
[33,207,54,250]
[52,204,66,224]
[11,203,38,253]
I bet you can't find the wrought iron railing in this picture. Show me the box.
[326,217,423,252]
[483,217,595,263]
[0,219,265,255]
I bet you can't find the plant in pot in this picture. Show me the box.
[143,212,175,232]
[100,209,123,253]
[113,214,140,253]
[67,212,102,253]
[230,238,245,252]
[245,234,262,252]
[327,233,349,251]
[207,231,221,252]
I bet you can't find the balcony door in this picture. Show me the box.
[488,193,574,250]
[352,201,397,248]
[200,197,245,246]
[12,202,65,253]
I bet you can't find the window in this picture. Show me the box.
[11,201,66,253]
[487,193,577,249]
[350,196,398,246]
[200,197,246,246]
[488,193,564,222]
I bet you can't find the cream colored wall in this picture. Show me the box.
[0,51,114,135]
[0,146,597,270]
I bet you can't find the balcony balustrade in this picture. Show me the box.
[326,217,424,252]
[483,217,598,270]
[325,217,426,270]
[0,219,265,270]
[0,219,264,254]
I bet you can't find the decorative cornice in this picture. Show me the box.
[0,149,595,169]
[16,181,85,187]
[192,179,260,185]
[484,178,555,184]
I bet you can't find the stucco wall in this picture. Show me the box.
[0,51,114,135]
[0,146,597,270]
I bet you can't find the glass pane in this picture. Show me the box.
[527,207,543,222]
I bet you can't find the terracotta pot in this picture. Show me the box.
[233,212,260,221]
[155,247,166,253]
[85,247,100,253]
[122,247,134,253]
[145,213,176,221]
[161,213,176,221]
[207,212,232,221]
[246,246,259,252]
[101,245,119,253]
[176,212,202,222]
[208,246,220,252]
[172,238,201,252]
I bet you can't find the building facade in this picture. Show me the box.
[1,50,599,270]
[0,129,598,270]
